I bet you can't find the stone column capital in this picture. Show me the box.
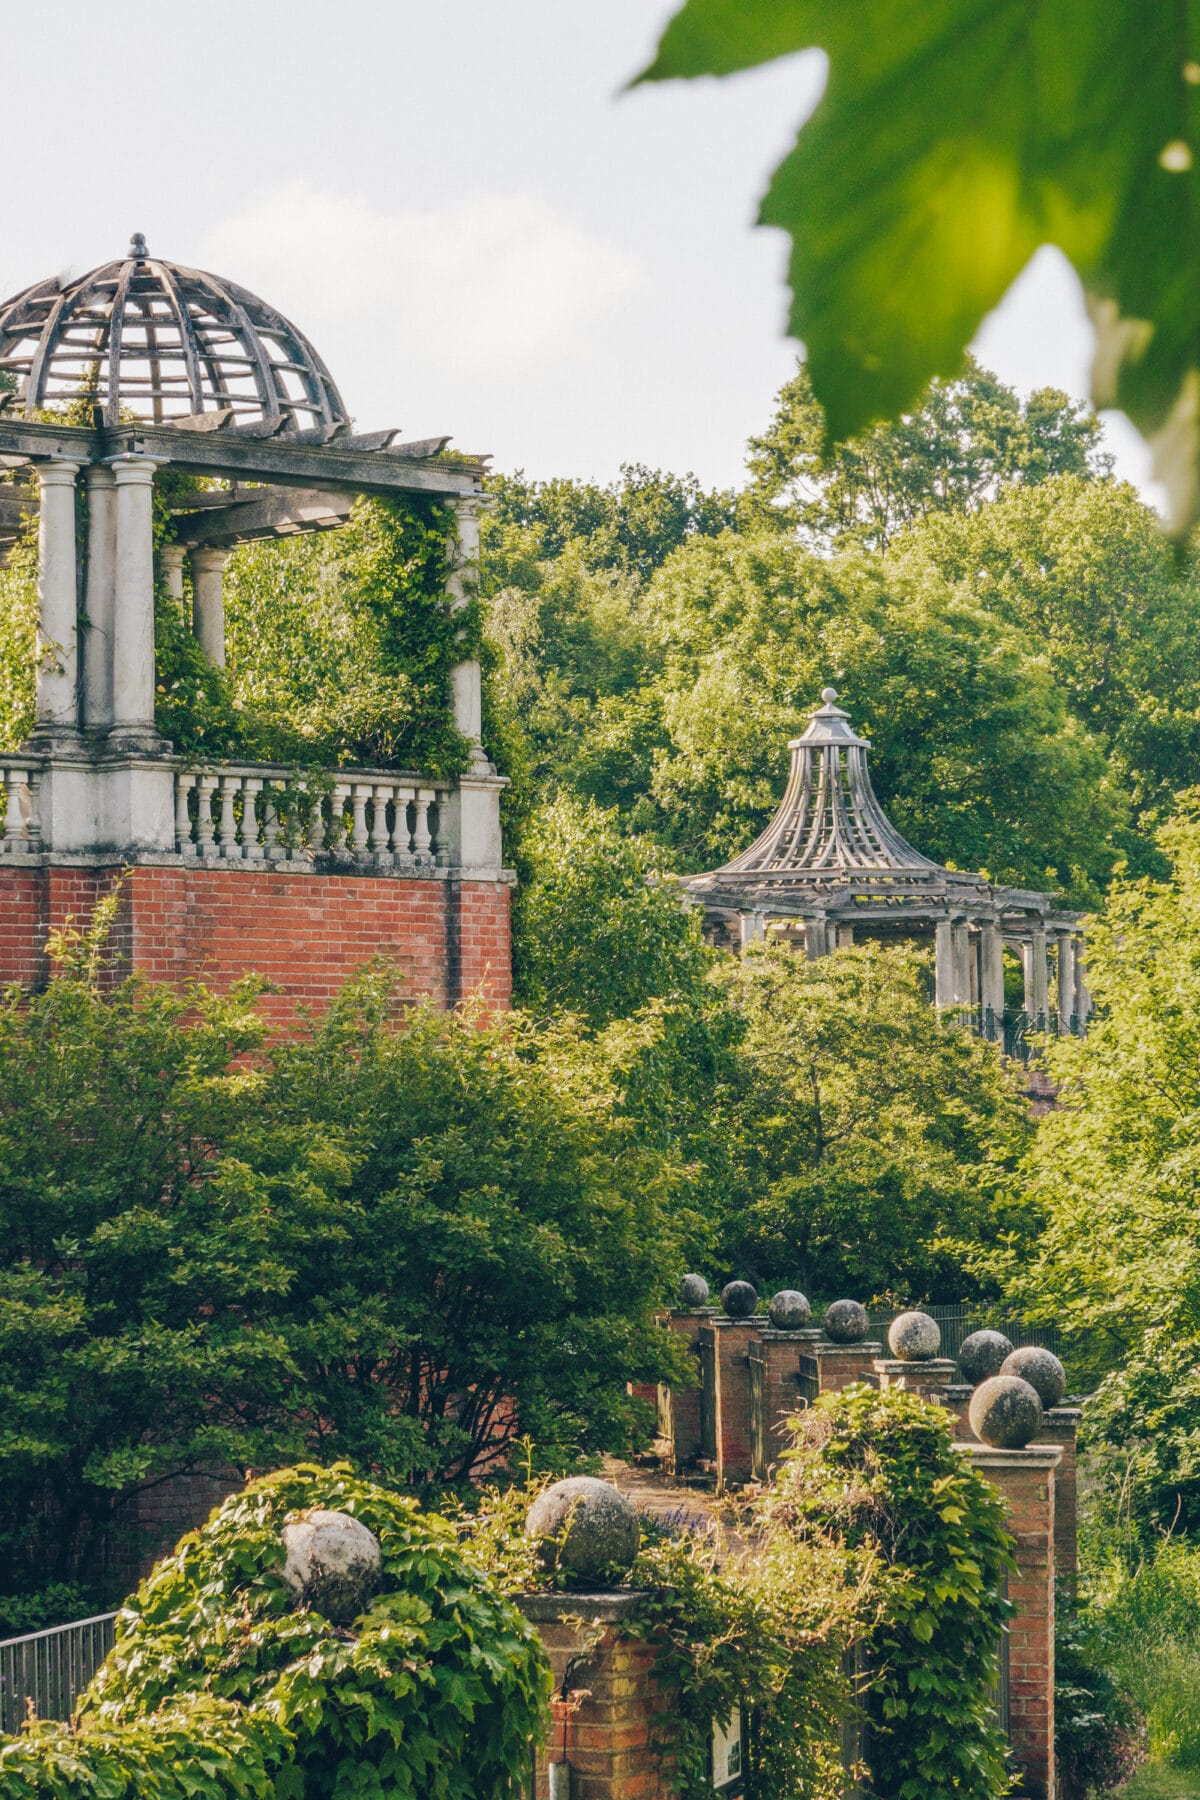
[106,454,164,484]
[85,462,116,489]
[34,458,83,485]
[188,544,231,573]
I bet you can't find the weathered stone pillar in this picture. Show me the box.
[447,496,485,763]
[81,464,116,733]
[190,546,229,667]
[934,916,956,1007]
[836,922,855,948]
[958,1442,1061,1800]
[951,919,972,1005]
[980,918,1005,1036]
[1024,928,1049,1025]
[873,1355,957,1401]
[1074,950,1091,1026]
[804,913,830,959]
[33,459,82,740]
[698,1316,758,1489]
[1036,1407,1082,1592]
[664,1307,712,1471]
[808,1337,884,1393]
[1056,932,1077,1030]
[109,456,163,749]
[160,543,186,603]
[759,1325,823,1460]
[739,911,765,949]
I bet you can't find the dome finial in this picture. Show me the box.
[129,232,148,262]
[820,685,838,704]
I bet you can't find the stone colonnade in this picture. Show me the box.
[30,455,485,757]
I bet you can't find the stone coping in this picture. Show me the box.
[810,1340,883,1357]
[954,1442,1062,1470]
[874,1357,958,1377]
[758,1326,824,1342]
[515,1590,646,1624]
[0,850,517,883]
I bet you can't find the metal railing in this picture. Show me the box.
[866,1302,1113,1388]
[0,1611,116,1732]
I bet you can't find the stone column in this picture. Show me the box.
[160,543,186,603]
[957,1443,1060,1800]
[804,914,830,959]
[109,456,164,750]
[934,916,956,1007]
[739,911,765,950]
[951,919,972,1005]
[1073,950,1091,1027]
[836,922,855,948]
[1056,932,1077,1031]
[1025,928,1049,1026]
[33,459,82,740]
[190,546,229,667]
[81,464,116,733]
[447,496,485,764]
[980,919,1005,1037]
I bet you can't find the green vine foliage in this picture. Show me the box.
[776,1386,1016,1800]
[0,1463,550,1800]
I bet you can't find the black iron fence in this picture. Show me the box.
[0,1611,116,1732]
[945,1006,1086,1062]
[866,1302,1116,1390]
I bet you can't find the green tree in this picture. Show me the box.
[0,925,687,1605]
[747,356,1108,548]
[639,3,1200,533]
[981,800,1200,1533]
[487,463,738,580]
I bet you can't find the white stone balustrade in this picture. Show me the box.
[175,764,447,866]
[0,759,42,854]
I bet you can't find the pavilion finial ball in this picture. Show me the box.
[959,1329,1014,1386]
[768,1289,810,1331]
[721,1280,758,1319]
[824,1299,869,1343]
[678,1273,709,1309]
[887,1311,941,1361]
[969,1375,1043,1448]
[821,686,838,704]
[1001,1346,1066,1410]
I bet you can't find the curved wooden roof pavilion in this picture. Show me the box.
[682,688,1088,1040]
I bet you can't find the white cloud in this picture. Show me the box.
[200,183,638,378]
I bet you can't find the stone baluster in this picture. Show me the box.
[350,783,372,854]
[391,786,414,860]
[243,778,264,860]
[373,782,393,857]
[175,773,197,853]
[0,767,37,851]
[290,780,312,857]
[329,782,351,854]
[217,775,240,857]
[262,784,281,860]
[413,789,434,860]
[195,774,219,855]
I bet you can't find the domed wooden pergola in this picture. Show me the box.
[682,688,1088,1041]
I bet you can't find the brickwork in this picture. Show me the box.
[0,862,511,1017]
[517,1594,675,1800]
[960,1444,1061,1800]
[873,1356,958,1402]
[1036,1409,1081,1592]
[809,1340,884,1393]
[663,1310,709,1471]
[759,1327,822,1456]
[108,1467,244,1596]
[699,1318,758,1488]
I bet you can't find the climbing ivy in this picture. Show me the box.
[0,1463,550,1800]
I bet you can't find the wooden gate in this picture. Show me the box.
[699,1331,717,1461]
[748,1340,767,1481]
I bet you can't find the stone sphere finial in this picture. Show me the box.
[969,1374,1043,1448]
[821,686,838,704]
[768,1288,810,1331]
[281,1508,383,1623]
[959,1329,1014,1385]
[888,1310,941,1361]
[679,1272,709,1309]
[525,1477,639,1585]
[824,1298,869,1343]
[721,1279,758,1318]
[1001,1346,1066,1410]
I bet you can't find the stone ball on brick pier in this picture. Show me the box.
[281,1508,383,1623]
[1001,1345,1066,1410]
[721,1279,758,1318]
[679,1272,709,1308]
[768,1288,810,1331]
[824,1298,869,1343]
[969,1374,1043,1448]
[959,1328,1014,1385]
[525,1477,640,1585]
[887,1310,941,1361]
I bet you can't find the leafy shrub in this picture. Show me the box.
[777,1385,1015,1799]
[1087,1541,1200,1772]
[1055,1599,1145,1798]
[0,1463,551,1799]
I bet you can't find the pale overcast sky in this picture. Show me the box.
[0,0,1162,506]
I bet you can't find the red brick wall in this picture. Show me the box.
[0,863,511,1017]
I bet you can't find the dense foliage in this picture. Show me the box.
[980,804,1200,1535]
[1055,1599,1145,1798]
[0,1463,549,1799]
[0,913,687,1608]
[777,1386,1015,1799]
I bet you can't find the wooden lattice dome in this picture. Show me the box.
[0,233,348,434]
